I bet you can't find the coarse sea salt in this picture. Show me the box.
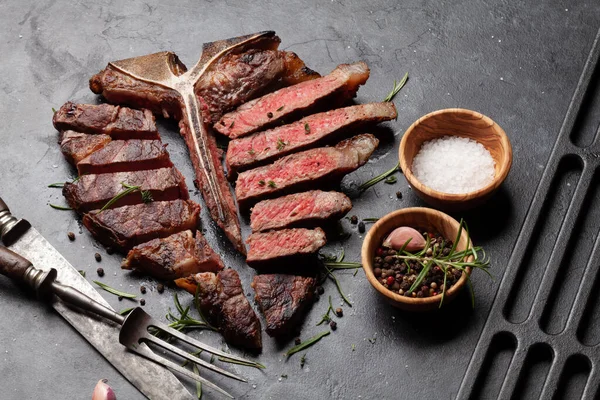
[412,136,495,194]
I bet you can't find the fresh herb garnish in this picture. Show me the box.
[268,180,277,188]
[164,292,214,332]
[276,138,286,151]
[276,105,284,112]
[192,364,203,399]
[258,180,266,186]
[351,344,356,351]
[285,330,330,358]
[300,353,306,368]
[100,182,152,212]
[325,264,353,306]
[217,356,266,369]
[280,374,288,379]
[304,123,311,134]
[48,182,65,188]
[229,121,234,129]
[248,148,255,156]
[384,175,397,184]
[358,163,400,192]
[49,203,73,210]
[383,72,409,102]
[52,107,57,113]
[368,337,377,344]
[119,307,134,315]
[78,270,86,277]
[316,296,334,325]
[93,281,137,299]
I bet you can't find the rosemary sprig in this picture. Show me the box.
[316,296,334,325]
[93,281,137,299]
[285,330,330,358]
[100,182,153,211]
[358,163,400,192]
[324,264,352,306]
[383,72,409,102]
[165,292,214,332]
[323,262,362,270]
[49,203,73,210]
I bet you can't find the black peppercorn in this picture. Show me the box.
[96,267,105,277]
[358,221,365,233]
[140,286,147,294]
[396,191,403,199]
[329,320,337,330]
[140,299,146,306]
[335,308,343,317]
[350,215,358,224]
[67,232,75,241]
[157,283,165,293]
[267,112,273,118]
[94,253,102,262]
[118,296,124,301]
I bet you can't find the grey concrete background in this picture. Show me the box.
[0,0,598,399]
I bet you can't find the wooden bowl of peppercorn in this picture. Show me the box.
[361,207,472,311]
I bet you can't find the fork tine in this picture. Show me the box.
[128,341,235,399]
[143,332,246,382]
[149,318,259,366]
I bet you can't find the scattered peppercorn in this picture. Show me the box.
[106,247,114,255]
[140,286,147,294]
[118,296,124,301]
[350,215,358,224]
[67,232,75,241]
[295,337,301,345]
[157,283,165,294]
[96,267,105,277]
[140,299,146,306]
[267,112,273,118]
[396,191,403,199]
[94,253,102,262]
[335,308,343,317]
[358,221,366,233]
[329,320,337,330]
[317,286,325,295]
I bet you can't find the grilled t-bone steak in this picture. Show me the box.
[245,227,327,268]
[236,134,379,208]
[77,139,172,175]
[251,274,316,337]
[59,131,112,165]
[53,102,158,139]
[83,199,200,252]
[214,62,370,139]
[250,190,352,233]
[122,230,224,280]
[88,31,317,254]
[63,167,188,212]
[175,269,262,351]
[226,102,396,176]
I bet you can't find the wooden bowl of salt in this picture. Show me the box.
[399,108,512,211]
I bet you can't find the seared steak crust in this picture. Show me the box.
[235,134,379,208]
[214,62,370,139]
[59,131,112,165]
[252,274,316,337]
[53,102,158,139]
[122,230,224,280]
[175,270,262,350]
[82,199,200,252]
[246,227,327,268]
[250,190,352,233]
[77,139,172,175]
[63,167,188,212]
[226,103,396,176]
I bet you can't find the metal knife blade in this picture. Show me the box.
[0,198,195,400]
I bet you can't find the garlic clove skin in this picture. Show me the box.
[92,379,117,400]
[382,226,426,252]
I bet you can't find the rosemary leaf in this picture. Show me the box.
[49,203,73,210]
[52,107,57,113]
[192,364,203,399]
[48,182,65,188]
[277,138,286,151]
[217,356,266,369]
[119,307,134,315]
[358,163,400,192]
[384,175,398,184]
[93,281,137,299]
[268,180,277,188]
[383,72,409,102]
[78,270,86,277]
[276,105,284,112]
[323,262,362,270]
[100,184,140,211]
[285,330,330,358]
[325,265,352,306]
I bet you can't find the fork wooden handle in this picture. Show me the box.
[0,246,33,281]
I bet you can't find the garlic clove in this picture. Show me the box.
[382,226,426,251]
[92,379,117,400]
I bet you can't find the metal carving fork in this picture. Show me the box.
[0,246,256,398]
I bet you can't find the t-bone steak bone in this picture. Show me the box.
[77,139,172,175]
[59,131,112,166]
[245,227,327,269]
[122,230,224,280]
[82,199,200,252]
[226,102,396,176]
[175,269,263,351]
[88,31,317,254]
[250,190,352,232]
[63,167,188,212]
[251,274,316,337]
[214,62,370,139]
[53,102,158,139]
[236,134,379,208]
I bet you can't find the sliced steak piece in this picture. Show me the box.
[226,103,396,176]
[246,228,327,268]
[122,230,224,280]
[214,62,370,139]
[77,139,172,175]
[82,199,200,252]
[252,274,316,337]
[59,131,112,165]
[250,190,352,233]
[53,102,159,139]
[236,134,379,208]
[175,269,262,351]
[63,167,188,212]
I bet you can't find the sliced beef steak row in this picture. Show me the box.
[53,102,158,139]
[175,269,262,351]
[122,230,224,280]
[246,227,327,269]
[226,102,396,176]
[77,139,171,175]
[59,131,112,166]
[236,134,379,208]
[252,274,316,337]
[214,62,370,139]
[83,199,200,252]
[250,190,352,233]
[63,167,188,212]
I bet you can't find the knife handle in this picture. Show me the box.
[0,196,31,246]
[0,246,33,281]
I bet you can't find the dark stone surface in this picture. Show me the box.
[0,1,598,399]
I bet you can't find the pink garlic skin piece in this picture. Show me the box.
[382,226,426,252]
[92,379,117,400]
